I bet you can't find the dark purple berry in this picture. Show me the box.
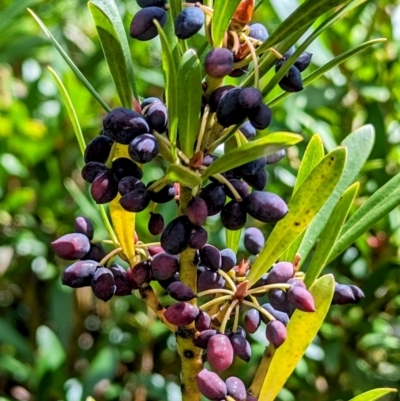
[148,181,176,203]
[164,302,199,326]
[216,88,247,127]
[204,48,234,78]
[194,329,217,348]
[74,216,94,240]
[84,135,114,164]
[140,97,162,110]
[199,183,226,216]
[249,23,269,42]
[137,0,166,9]
[261,303,289,326]
[224,179,250,200]
[81,162,107,183]
[62,260,97,287]
[244,308,261,334]
[174,6,204,40]
[90,170,119,204]
[294,52,313,72]
[349,285,365,303]
[118,176,142,195]
[128,134,159,163]
[237,158,266,176]
[145,103,168,132]
[151,252,179,281]
[244,191,288,223]
[209,85,235,112]
[103,108,149,144]
[269,289,290,313]
[220,248,237,272]
[332,283,356,305]
[276,60,303,92]
[266,320,287,348]
[120,187,152,212]
[226,376,246,401]
[197,271,225,292]
[230,334,251,361]
[167,281,195,301]
[161,216,192,255]
[131,261,151,285]
[287,286,315,312]
[91,267,116,302]
[195,311,211,331]
[239,121,256,139]
[221,201,247,230]
[196,369,227,401]
[187,196,208,226]
[110,264,132,296]
[248,103,272,130]
[238,87,263,109]
[188,225,208,249]
[130,7,167,41]
[266,262,294,284]
[81,243,107,262]
[207,334,234,372]
[199,244,221,270]
[241,168,267,190]
[148,213,164,235]
[51,233,91,260]
[244,227,265,255]
[266,149,286,164]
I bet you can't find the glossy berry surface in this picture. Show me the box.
[174,6,204,39]
[130,7,167,41]
[207,333,234,372]
[204,48,234,78]
[128,133,159,163]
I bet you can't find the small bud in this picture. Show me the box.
[287,286,315,312]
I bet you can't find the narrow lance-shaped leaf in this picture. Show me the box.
[28,9,110,112]
[202,132,303,179]
[280,134,324,261]
[268,38,387,108]
[296,124,375,267]
[305,182,359,287]
[257,274,335,401]
[178,50,203,158]
[261,0,365,97]
[226,229,242,254]
[88,2,134,108]
[348,388,398,401]
[247,147,347,287]
[167,164,202,189]
[155,20,179,160]
[109,144,136,266]
[89,0,137,99]
[212,0,242,48]
[328,170,400,263]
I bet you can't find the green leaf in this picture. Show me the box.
[328,170,400,263]
[348,389,398,401]
[247,147,347,287]
[268,38,386,108]
[155,20,179,159]
[109,144,136,265]
[294,134,325,194]
[226,229,242,254]
[28,9,110,112]
[202,132,303,180]
[257,0,352,55]
[0,318,33,361]
[168,0,182,22]
[1,0,43,32]
[178,49,203,157]
[305,182,359,287]
[88,2,136,108]
[258,274,335,401]
[47,67,86,155]
[211,0,242,48]
[296,124,375,267]
[167,164,202,189]
[35,326,66,380]
[261,0,365,97]
[281,135,324,261]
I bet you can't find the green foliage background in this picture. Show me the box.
[0,0,400,400]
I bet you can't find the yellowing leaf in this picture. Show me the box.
[258,274,335,401]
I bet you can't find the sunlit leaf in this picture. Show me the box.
[167,164,202,189]
[226,229,242,254]
[212,0,242,48]
[348,388,398,401]
[202,132,303,179]
[258,274,335,401]
[247,147,347,287]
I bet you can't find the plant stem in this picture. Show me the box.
[197,288,234,298]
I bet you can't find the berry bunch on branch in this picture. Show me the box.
[31,0,396,400]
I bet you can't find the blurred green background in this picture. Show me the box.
[1,0,400,400]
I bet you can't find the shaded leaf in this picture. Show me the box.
[202,132,303,180]
[178,49,203,158]
[28,9,110,112]
[167,164,202,189]
[259,274,335,401]
[247,147,347,287]
[305,182,359,287]
[88,2,135,108]
[297,125,375,267]
[328,170,400,263]
[0,318,33,361]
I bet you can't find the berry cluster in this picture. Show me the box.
[50,1,367,400]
